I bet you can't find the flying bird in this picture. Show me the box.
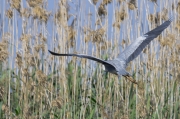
[49,18,173,84]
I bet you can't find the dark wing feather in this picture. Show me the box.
[48,50,109,65]
[119,18,172,64]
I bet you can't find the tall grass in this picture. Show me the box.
[0,0,180,118]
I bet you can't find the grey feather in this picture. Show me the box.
[118,18,172,64]
[49,18,173,84]
[48,50,110,65]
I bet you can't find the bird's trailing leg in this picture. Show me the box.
[124,75,138,85]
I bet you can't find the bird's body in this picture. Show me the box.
[49,18,173,84]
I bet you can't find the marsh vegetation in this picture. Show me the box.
[0,0,180,118]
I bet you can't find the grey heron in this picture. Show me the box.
[49,18,173,84]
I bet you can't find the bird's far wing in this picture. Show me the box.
[118,18,173,64]
[48,50,110,65]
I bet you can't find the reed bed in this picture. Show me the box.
[0,0,180,118]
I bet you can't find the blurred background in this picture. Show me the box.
[0,0,179,118]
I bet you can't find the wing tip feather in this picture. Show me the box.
[48,50,53,54]
[168,16,174,23]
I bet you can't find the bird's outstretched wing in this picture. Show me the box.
[48,50,110,65]
[118,18,173,64]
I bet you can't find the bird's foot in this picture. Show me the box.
[125,75,138,85]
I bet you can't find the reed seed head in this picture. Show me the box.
[15,53,22,68]
[27,0,43,7]
[98,4,107,16]
[128,0,137,10]
[102,0,113,5]
[0,41,8,62]
[32,6,50,23]
[161,8,168,21]
[11,0,21,13]
[6,9,13,19]
[35,70,47,86]
[20,8,30,18]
